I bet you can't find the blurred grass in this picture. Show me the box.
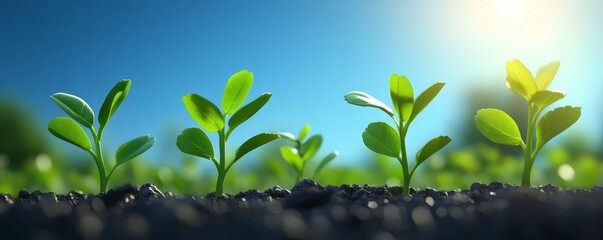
[0,139,601,195]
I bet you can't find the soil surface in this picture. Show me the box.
[1,180,602,240]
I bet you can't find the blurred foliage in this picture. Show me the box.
[0,91,602,195]
[0,97,50,169]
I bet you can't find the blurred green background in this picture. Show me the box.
[1,83,600,195]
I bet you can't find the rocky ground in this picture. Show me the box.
[1,180,602,240]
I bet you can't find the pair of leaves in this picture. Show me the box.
[475,107,581,148]
[48,116,154,165]
[49,80,152,167]
[177,128,279,164]
[345,81,445,124]
[183,70,270,134]
[281,147,339,176]
[506,59,560,101]
[279,134,323,168]
[279,125,335,176]
[49,80,132,150]
[50,80,131,130]
[362,122,450,164]
[184,92,271,133]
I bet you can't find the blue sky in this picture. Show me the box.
[1,1,602,167]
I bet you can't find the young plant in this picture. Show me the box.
[48,80,155,193]
[345,74,451,196]
[176,70,281,196]
[279,125,339,184]
[475,60,581,186]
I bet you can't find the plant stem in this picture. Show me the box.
[398,124,410,196]
[215,129,227,197]
[91,128,108,193]
[295,142,303,184]
[522,107,536,186]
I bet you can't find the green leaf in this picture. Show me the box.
[415,136,451,165]
[228,93,271,131]
[314,151,338,176]
[408,82,445,123]
[530,90,566,109]
[48,117,92,151]
[115,135,155,166]
[222,70,254,114]
[50,93,95,128]
[234,133,280,162]
[344,91,394,117]
[475,109,523,146]
[536,106,581,149]
[389,74,414,122]
[505,59,537,101]
[298,124,311,142]
[176,128,215,160]
[280,146,303,172]
[301,134,323,160]
[99,80,131,128]
[362,122,400,158]
[183,94,224,132]
[535,61,560,91]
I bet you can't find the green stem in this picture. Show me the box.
[298,162,306,183]
[522,106,538,186]
[91,128,108,193]
[215,129,227,197]
[399,124,410,196]
[296,141,304,183]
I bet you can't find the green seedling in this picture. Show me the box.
[176,70,281,196]
[345,74,451,196]
[48,80,155,193]
[475,59,581,186]
[279,125,339,184]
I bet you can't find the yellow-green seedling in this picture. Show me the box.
[48,80,155,193]
[176,70,281,196]
[279,125,339,184]
[345,74,451,196]
[475,60,581,186]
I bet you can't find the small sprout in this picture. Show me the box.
[176,70,281,196]
[279,125,339,184]
[475,60,581,186]
[345,74,451,196]
[48,80,155,193]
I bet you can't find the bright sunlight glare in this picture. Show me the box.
[494,0,526,18]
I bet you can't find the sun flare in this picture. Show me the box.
[494,0,526,18]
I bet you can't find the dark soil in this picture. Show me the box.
[1,180,602,240]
